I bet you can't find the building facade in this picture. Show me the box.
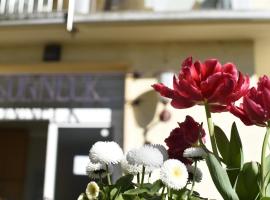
[0,0,270,199]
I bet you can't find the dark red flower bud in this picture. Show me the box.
[165,116,205,164]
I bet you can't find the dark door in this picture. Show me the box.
[54,127,113,200]
[0,129,29,200]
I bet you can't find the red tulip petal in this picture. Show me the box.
[200,59,220,80]
[243,96,267,124]
[208,77,235,103]
[152,83,174,98]
[258,75,270,91]
[171,97,195,109]
[229,104,254,126]
[210,105,227,113]
[200,72,222,97]
[152,83,196,109]
[261,87,270,115]
[181,56,193,68]
[223,63,238,80]
[174,77,202,101]
[228,73,250,102]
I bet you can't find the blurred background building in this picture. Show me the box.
[0,0,270,199]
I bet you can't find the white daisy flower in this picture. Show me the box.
[77,193,87,200]
[160,159,188,190]
[86,161,105,172]
[183,147,206,159]
[121,158,141,175]
[89,141,123,165]
[126,145,163,168]
[121,157,153,175]
[150,144,168,161]
[86,161,113,179]
[186,165,203,183]
[86,181,99,200]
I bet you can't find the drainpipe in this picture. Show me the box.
[67,0,75,32]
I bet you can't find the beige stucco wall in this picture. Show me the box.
[0,40,262,199]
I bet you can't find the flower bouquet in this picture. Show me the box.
[79,57,270,200]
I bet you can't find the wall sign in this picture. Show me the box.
[0,74,124,108]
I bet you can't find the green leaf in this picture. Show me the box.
[150,180,163,193]
[115,174,134,192]
[215,125,230,162]
[260,198,270,200]
[110,187,119,199]
[122,195,141,200]
[115,194,124,200]
[227,122,244,186]
[235,162,260,200]
[265,155,270,196]
[205,152,239,200]
[123,188,149,195]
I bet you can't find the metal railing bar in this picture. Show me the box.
[37,0,44,12]
[57,0,63,11]
[8,0,16,14]
[18,0,25,13]
[47,0,54,12]
[27,0,34,13]
[67,0,75,31]
[0,0,7,14]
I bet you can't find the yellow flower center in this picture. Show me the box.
[172,167,182,178]
[89,185,97,194]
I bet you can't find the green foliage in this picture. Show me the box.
[265,155,270,196]
[215,125,230,162]
[215,123,244,187]
[226,123,244,186]
[215,123,244,186]
[205,152,239,200]
[235,162,260,200]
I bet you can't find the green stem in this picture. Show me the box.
[141,166,145,187]
[106,164,111,185]
[148,172,152,182]
[161,186,165,200]
[137,173,140,185]
[187,161,197,199]
[261,125,270,197]
[204,103,219,158]
[167,187,172,200]
[99,172,103,186]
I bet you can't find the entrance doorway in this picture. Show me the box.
[55,127,113,200]
[0,128,28,200]
[0,121,48,200]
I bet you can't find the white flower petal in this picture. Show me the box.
[86,181,99,200]
[160,159,188,190]
[89,141,123,165]
[151,144,168,161]
[183,147,206,159]
[86,161,113,179]
[121,157,153,175]
[126,145,163,168]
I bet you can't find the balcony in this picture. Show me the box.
[1,0,270,44]
[1,0,270,25]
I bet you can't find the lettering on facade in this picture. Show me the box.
[0,74,124,108]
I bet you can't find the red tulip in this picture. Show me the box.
[152,57,250,112]
[230,75,270,127]
[165,116,206,164]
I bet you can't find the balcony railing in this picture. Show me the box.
[0,0,65,15]
[1,0,270,31]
